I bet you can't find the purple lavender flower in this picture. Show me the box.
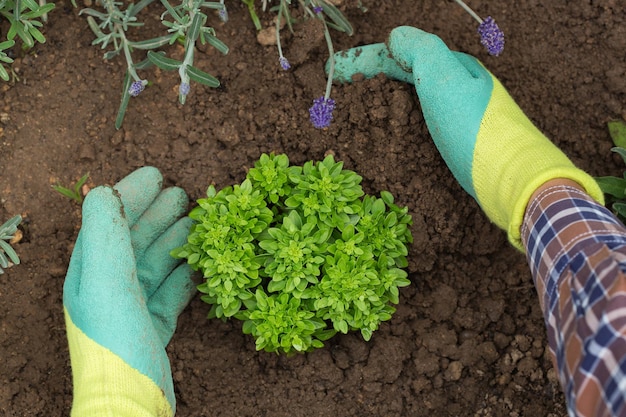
[218,7,228,22]
[313,6,323,14]
[477,16,504,56]
[128,80,145,97]
[279,56,291,70]
[179,82,190,95]
[309,97,335,129]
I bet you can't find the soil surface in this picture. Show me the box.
[1,1,625,416]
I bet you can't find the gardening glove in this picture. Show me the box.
[63,167,196,417]
[331,26,604,250]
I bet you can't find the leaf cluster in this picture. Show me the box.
[79,0,227,128]
[173,153,413,354]
[0,0,54,81]
[255,0,352,35]
[0,215,21,274]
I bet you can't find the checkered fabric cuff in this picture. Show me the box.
[522,185,626,416]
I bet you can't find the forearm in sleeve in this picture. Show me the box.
[522,183,626,417]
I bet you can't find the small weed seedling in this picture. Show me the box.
[52,172,90,203]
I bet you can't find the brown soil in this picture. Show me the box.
[1,1,625,416]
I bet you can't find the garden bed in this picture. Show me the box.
[0,1,624,415]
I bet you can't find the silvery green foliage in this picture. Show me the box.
[79,0,228,128]
[257,0,354,128]
[0,215,22,274]
[0,0,55,81]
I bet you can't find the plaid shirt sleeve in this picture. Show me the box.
[521,185,626,417]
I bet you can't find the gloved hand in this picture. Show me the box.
[63,167,195,416]
[331,26,604,250]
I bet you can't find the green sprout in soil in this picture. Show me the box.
[0,0,54,81]
[52,172,90,203]
[0,215,22,274]
[595,120,626,223]
[172,153,413,354]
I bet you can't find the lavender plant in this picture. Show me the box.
[0,0,54,80]
[0,215,21,274]
[74,0,502,129]
[79,0,228,128]
[172,153,413,354]
[253,0,353,129]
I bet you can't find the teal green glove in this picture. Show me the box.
[63,167,195,416]
[332,26,603,250]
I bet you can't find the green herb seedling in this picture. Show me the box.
[596,120,626,223]
[0,215,22,274]
[173,153,413,354]
[53,172,90,203]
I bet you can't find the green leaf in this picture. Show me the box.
[187,12,205,43]
[612,147,626,166]
[159,0,182,22]
[0,65,9,82]
[613,202,626,220]
[115,71,132,130]
[147,50,181,71]
[188,252,200,264]
[21,0,39,12]
[202,31,229,55]
[361,328,373,341]
[608,121,626,149]
[319,2,353,35]
[0,40,15,51]
[596,176,626,199]
[335,319,349,334]
[186,65,220,88]
[0,240,19,265]
[129,35,172,50]
[22,2,55,18]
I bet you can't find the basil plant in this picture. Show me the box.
[172,153,413,354]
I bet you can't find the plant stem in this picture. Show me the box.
[320,18,334,100]
[276,3,284,58]
[453,0,483,24]
[120,29,141,81]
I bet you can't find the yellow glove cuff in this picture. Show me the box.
[65,308,173,417]
[472,79,605,251]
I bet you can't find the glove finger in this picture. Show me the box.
[387,26,493,196]
[131,186,189,257]
[148,263,197,346]
[65,186,176,401]
[138,216,194,298]
[330,43,413,84]
[113,166,163,227]
[63,233,83,306]
[387,26,491,94]
[64,187,141,327]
